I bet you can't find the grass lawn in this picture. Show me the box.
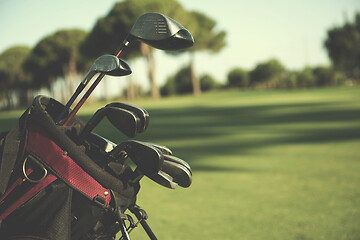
[1,86,359,239]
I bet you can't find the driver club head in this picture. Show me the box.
[129,12,194,50]
[80,106,139,139]
[106,102,149,133]
[82,55,132,85]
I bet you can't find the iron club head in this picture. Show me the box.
[106,102,149,133]
[145,142,173,155]
[109,140,164,177]
[147,171,178,189]
[161,160,192,188]
[163,154,191,173]
[80,106,139,139]
[86,132,116,153]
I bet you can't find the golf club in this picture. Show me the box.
[128,12,194,50]
[164,154,191,172]
[146,142,173,155]
[161,160,192,188]
[147,171,177,189]
[63,12,194,126]
[106,102,149,133]
[79,106,139,139]
[55,55,131,124]
[86,132,116,153]
[109,140,164,177]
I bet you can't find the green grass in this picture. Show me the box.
[1,86,359,239]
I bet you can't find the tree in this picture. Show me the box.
[199,73,220,91]
[0,46,31,108]
[249,58,285,88]
[81,0,188,99]
[280,71,298,89]
[161,65,192,95]
[161,68,219,96]
[185,11,226,95]
[324,12,360,80]
[297,67,316,88]
[312,66,336,87]
[173,65,193,94]
[160,75,176,96]
[227,68,249,88]
[23,29,87,99]
[81,0,226,98]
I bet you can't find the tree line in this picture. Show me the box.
[160,60,345,96]
[161,12,360,96]
[0,3,359,109]
[0,0,226,109]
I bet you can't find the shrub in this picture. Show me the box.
[227,68,249,88]
[297,68,316,88]
[200,74,220,91]
[249,58,285,88]
[161,76,176,96]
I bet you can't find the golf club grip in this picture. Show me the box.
[132,210,157,240]
[63,73,105,126]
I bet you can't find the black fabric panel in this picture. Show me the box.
[0,131,8,175]
[0,180,71,240]
[0,173,40,215]
[0,109,30,195]
[70,191,106,240]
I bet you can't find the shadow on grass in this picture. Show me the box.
[140,102,360,166]
[1,101,359,172]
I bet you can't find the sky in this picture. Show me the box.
[0,0,359,95]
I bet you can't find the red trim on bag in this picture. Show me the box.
[26,125,111,207]
[0,173,57,221]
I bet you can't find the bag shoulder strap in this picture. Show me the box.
[26,124,112,207]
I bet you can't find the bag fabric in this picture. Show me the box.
[0,96,140,240]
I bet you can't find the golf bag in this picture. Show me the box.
[0,96,140,240]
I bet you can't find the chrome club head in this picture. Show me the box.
[82,54,132,85]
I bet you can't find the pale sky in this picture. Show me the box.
[0,0,359,94]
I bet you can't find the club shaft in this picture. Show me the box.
[55,85,84,124]
[62,46,126,126]
[63,73,105,126]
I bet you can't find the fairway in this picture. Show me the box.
[0,87,359,239]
